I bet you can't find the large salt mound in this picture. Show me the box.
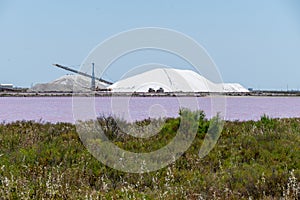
[31,74,106,92]
[109,68,249,93]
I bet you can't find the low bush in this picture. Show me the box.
[0,113,299,199]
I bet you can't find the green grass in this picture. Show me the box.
[0,113,299,199]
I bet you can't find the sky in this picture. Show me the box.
[0,0,300,90]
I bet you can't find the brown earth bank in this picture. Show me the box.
[1,90,300,97]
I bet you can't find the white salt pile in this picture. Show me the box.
[31,68,248,93]
[31,74,106,92]
[109,68,248,93]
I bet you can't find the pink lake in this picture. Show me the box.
[1,96,300,123]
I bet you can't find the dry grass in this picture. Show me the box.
[0,114,299,199]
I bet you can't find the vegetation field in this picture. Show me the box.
[0,112,299,199]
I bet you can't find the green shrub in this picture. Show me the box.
[0,113,299,199]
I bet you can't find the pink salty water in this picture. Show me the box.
[1,96,300,123]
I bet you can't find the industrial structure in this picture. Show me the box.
[53,63,113,91]
[0,84,13,89]
[0,83,27,92]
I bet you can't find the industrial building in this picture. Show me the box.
[0,84,14,91]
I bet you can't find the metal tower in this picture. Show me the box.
[91,63,96,91]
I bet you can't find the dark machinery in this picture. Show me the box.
[53,63,113,86]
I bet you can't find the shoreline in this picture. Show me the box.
[1,90,300,97]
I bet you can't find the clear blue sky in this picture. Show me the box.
[1,0,300,90]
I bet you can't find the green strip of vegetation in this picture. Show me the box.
[0,113,299,199]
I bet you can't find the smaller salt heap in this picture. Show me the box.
[31,74,107,92]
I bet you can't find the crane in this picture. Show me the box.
[52,64,113,88]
